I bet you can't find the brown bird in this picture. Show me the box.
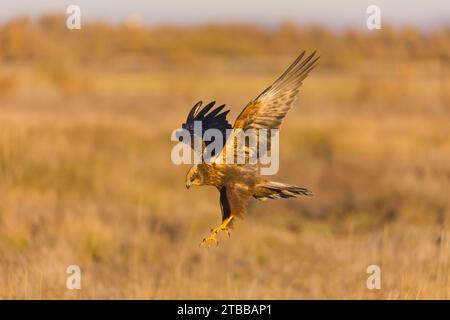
[180,51,319,246]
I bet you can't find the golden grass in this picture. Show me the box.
[0,36,449,299]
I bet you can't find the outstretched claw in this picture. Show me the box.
[200,216,234,247]
[200,232,219,247]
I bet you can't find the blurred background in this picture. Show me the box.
[0,1,449,299]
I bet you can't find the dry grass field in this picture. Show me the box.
[0,17,449,299]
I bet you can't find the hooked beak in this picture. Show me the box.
[186,181,191,189]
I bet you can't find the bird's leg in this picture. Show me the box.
[200,216,234,246]
[210,216,234,237]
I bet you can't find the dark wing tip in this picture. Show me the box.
[183,100,232,133]
[187,101,202,122]
[196,101,216,118]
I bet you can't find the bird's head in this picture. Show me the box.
[185,165,203,189]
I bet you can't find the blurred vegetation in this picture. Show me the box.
[0,16,449,299]
[1,16,450,66]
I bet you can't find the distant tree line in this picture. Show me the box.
[0,15,449,67]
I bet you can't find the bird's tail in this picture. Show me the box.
[253,181,312,201]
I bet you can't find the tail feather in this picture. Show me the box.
[253,181,312,201]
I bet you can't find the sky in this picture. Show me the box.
[1,0,449,30]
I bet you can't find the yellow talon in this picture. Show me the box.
[200,216,234,247]
[200,233,219,247]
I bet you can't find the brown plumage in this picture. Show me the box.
[182,51,319,246]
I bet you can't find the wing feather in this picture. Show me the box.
[216,51,319,164]
[234,51,319,130]
[180,101,232,156]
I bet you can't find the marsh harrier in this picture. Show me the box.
[180,51,319,246]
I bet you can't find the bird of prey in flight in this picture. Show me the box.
[180,51,319,246]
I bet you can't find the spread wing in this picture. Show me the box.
[234,51,319,130]
[178,101,232,156]
[216,51,319,163]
